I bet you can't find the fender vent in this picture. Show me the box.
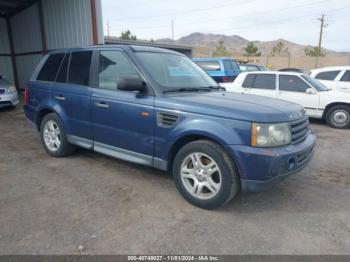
[157,112,179,128]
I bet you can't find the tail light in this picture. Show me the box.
[24,85,29,105]
[222,76,230,83]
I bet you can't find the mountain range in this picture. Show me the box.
[156,33,348,57]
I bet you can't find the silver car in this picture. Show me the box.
[0,75,19,108]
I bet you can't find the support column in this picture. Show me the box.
[90,0,98,45]
[38,0,47,54]
[6,17,19,90]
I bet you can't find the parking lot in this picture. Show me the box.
[0,105,349,255]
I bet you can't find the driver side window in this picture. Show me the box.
[98,51,140,90]
[279,75,310,92]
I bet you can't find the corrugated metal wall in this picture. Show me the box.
[1,0,104,90]
[43,0,94,49]
[0,18,13,84]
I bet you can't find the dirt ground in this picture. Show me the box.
[0,106,349,255]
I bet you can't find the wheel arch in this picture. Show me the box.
[166,132,236,173]
[322,102,350,119]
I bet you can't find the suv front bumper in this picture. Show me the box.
[227,132,316,192]
[0,91,19,108]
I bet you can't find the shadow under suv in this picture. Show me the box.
[24,45,316,209]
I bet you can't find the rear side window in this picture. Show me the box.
[315,70,340,80]
[37,53,64,82]
[247,65,259,71]
[56,53,69,83]
[223,60,239,71]
[68,51,92,86]
[243,74,275,89]
[195,61,221,71]
[279,75,309,92]
[242,74,255,87]
[340,71,350,82]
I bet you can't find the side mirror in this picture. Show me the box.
[306,88,316,94]
[117,77,146,92]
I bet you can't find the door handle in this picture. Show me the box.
[54,95,66,101]
[94,101,110,108]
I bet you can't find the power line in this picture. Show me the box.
[108,0,258,21]
[109,0,329,30]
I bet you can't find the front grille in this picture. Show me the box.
[290,117,309,145]
[0,89,5,94]
[297,147,314,166]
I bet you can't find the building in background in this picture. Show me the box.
[0,0,104,90]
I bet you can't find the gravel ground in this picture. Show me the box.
[0,106,349,255]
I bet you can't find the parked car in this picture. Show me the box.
[279,68,308,74]
[239,63,268,72]
[222,71,350,128]
[192,58,241,83]
[310,66,350,93]
[24,46,316,209]
[0,75,18,109]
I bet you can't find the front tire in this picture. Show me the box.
[325,105,350,129]
[40,113,76,157]
[173,140,239,209]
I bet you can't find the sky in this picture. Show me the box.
[101,0,350,52]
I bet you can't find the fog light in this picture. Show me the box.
[287,158,296,171]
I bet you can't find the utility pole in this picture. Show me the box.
[107,19,110,39]
[171,19,174,40]
[316,14,327,67]
[317,14,326,50]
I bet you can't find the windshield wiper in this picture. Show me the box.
[163,87,211,94]
[206,85,226,91]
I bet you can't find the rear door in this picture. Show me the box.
[241,73,277,98]
[91,49,155,163]
[51,50,93,147]
[277,74,320,117]
[337,70,350,92]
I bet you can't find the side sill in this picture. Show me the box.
[67,135,93,149]
[94,142,153,167]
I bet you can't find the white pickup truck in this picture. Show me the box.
[221,71,350,129]
[310,66,350,93]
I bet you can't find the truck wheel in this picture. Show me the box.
[173,140,239,209]
[40,113,76,157]
[325,105,350,129]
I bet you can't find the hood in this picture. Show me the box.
[155,91,305,123]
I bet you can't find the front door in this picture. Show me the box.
[91,50,155,165]
[277,75,320,117]
[337,70,350,92]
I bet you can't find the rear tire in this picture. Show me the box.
[40,113,76,157]
[325,105,350,129]
[173,140,239,209]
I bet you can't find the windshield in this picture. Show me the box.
[301,74,328,91]
[136,52,219,93]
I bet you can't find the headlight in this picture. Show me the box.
[251,122,291,147]
[7,86,16,93]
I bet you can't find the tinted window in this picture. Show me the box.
[195,61,221,71]
[68,51,92,86]
[98,51,140,90]
[340,71,350,82]
[253,74,275,89]
[56,53,69,83]
[37,53,64,81]
[247,65,259,71]
[242,74,255,87]
[223,60,240,71]
[279,75,310,92]
[315,70,340,80]
[301,74,328,91]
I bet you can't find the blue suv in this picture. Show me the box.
[192,58,241,83]
[24,45,316,209]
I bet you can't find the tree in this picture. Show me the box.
[304,46,326,57]
[271,41,289,56]
[121,30,137,40]
[212,40,231,57]
[244,42,261,57]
